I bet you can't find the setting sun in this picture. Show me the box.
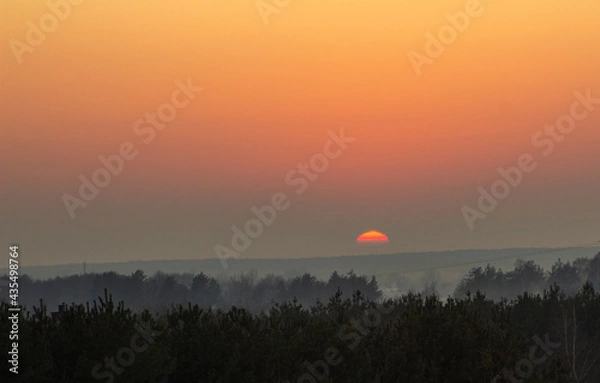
[356,230,389,244]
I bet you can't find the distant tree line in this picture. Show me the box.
[3,253,600,315]
[455,252,600,300]
[8,270,381,313]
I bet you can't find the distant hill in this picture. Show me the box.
[7,246,599,283]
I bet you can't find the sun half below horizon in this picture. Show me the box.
[356,230,390,244]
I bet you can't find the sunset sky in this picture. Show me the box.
[1,0,599,266]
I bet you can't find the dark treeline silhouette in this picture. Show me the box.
[455,252,600,300]
[1,284,599,382]
[4,252,600,315]
[2,252,599,381]
[9,270,381,313]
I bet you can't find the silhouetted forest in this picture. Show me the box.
[454,253,600,300]
[2,285,600,381]
[6,270,381,313]
[4,253,600,312]
[1,253,599,382]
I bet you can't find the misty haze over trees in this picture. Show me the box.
[5,270,382,313]
[4,252,600,313]
[2,251,599,382]
[454,254,600,300]
[0,252,599,381]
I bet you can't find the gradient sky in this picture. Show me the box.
[1,0,599,266]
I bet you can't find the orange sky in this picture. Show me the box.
[1,0,599,265]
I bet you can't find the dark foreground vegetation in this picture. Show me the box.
[1,283,600,382]
[1,252,599,382]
